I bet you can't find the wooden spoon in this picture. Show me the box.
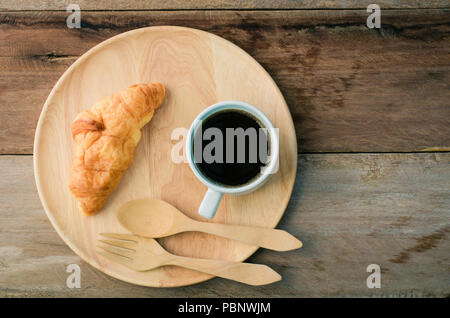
[116,198,302,251]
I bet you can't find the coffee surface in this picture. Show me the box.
[193,110,268,186]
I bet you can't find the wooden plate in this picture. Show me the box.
[34,26,297,287]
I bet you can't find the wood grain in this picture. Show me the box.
[1,10,450,154]
[1,0,449,10]
[1,154,448,296]
[33,26,297,287]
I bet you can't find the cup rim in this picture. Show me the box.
[186,100,279,194]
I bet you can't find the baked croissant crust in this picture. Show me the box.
[69,83,165,215]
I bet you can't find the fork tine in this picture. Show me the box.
[100,233,138,242]
[98,244,135,259]
[99,239,136,251]
[97,251,134,269]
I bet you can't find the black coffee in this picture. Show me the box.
[193,110,269,186]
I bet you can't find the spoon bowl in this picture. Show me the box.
[117,199,189,238]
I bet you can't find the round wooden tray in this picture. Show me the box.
[34,26,297,287]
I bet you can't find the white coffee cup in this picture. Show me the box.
[186,101,279,219]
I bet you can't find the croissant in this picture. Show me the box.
[69,83,165,215]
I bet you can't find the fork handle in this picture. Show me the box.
[167,256,281,286]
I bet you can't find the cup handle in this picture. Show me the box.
[198,189,223,219]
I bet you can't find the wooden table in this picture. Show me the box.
[0,1,449,297]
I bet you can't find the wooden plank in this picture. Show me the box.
[0,154,448,297]
[1,10,450,154]
[1,0,450,10]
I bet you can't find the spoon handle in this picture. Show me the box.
[167,256,281,286]
[190,222,302,251]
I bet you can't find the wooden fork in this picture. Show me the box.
[97,233,281,286]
